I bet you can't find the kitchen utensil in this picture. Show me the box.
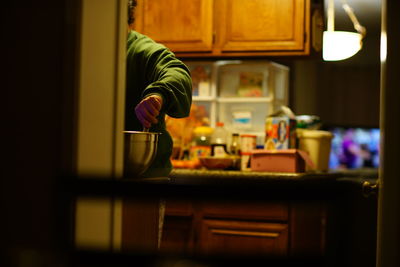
[124,130,160,177]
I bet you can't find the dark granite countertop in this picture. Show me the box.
[168,168,378,185]
[66,168,378,201]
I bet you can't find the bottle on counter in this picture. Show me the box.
[229,133,241,170]
[210,122,229,157]
[229,133,241,156]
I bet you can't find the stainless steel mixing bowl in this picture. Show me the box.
[123,130,160,177]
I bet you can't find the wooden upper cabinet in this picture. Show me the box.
[134,0,310,57]
[215,0,309,54]
[134,0,214,52]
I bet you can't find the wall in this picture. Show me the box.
[292,1,381,128]
[292,56,380,128]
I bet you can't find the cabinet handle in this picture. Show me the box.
[211,229,279,238]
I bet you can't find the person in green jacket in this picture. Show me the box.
[126,0,192,178]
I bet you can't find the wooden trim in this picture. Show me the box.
[174,50,310,58]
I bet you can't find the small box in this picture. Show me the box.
[265,106,297,150]
[250,149,314,173]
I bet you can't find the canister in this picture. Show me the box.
[297,129,333,172]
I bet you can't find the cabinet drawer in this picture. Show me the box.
[201,200,288,221]
[199,219,288,256]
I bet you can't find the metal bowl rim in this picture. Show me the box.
[123,130,161,135]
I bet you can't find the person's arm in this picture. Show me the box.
[140,43,192,119]
[127,32,192,129]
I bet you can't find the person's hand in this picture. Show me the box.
[135,94,163,129]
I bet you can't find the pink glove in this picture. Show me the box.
[135,94,163,129]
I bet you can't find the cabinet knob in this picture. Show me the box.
[362,180,379,198]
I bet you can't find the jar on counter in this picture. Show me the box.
[190,126,213,159]
[193,126,213,146]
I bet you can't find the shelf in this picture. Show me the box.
[193,96,216,101]
[217,97,273,103]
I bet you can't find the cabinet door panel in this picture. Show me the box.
[135,0,213,52]
[199,219,288,256]
[216,0,307,52]
[160,216,193,254]
[165,199,193,216]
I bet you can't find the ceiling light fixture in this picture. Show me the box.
[323,0,367,61]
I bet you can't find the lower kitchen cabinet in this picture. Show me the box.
[160,199,326,257]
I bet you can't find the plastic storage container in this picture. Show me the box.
[297,129,333,172]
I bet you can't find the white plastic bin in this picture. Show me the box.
[297,130,333,172]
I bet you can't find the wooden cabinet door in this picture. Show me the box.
[215,0,309,53]
[135,0,214,52]
[198,219,288,256]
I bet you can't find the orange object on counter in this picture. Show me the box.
[171,159,201,169]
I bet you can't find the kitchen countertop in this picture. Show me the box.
[67,168,378,201]
[168,168,378,184]
[170,168,340,180]
[165,168,378,200]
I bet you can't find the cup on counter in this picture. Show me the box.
[240,152,252,171]
[240,134,257,153]
[240,134,257,171]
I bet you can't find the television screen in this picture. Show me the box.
[326,127,380,170]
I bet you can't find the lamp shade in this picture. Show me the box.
[323,31,363,61]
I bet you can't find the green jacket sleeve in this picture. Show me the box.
[127,31,192,119]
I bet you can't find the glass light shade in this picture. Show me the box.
[323,31,363,61]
